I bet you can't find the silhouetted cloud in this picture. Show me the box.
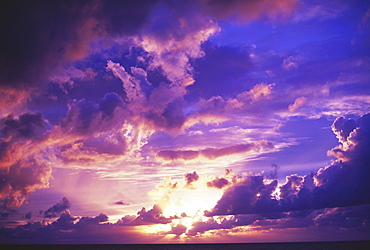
[206,113,370,216]
[207,177,229,189]
[44,197,71,218]
[113,201,129,206]
[131,204,173,225]
[184,171,199,186]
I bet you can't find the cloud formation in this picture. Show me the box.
[0,113,52,208]
[157,141,274,161]
[44,197,71,218]
[205,113,370,216]
[0,0,158,88]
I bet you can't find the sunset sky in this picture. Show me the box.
[1,0,370,244]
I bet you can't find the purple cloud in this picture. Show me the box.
[157,141,274,161]
[44,197,71,218]
[205,113,370,216]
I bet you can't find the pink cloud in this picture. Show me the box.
[157,141,274,161]
[288,96,307,111]
[200,0,298,22]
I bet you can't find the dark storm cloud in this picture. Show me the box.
[205,113,370,216]
[44,197,71,218]
[0,0,159,88]
[0,113,49,141]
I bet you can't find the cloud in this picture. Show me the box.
[157,141,274,161]
[200,0,298,22]
[140,1,219,87]
[76,213,109,227]
[205,174,280,216]
[330,116,358,144]
[239,83,275,103]
[184,171,199,186]
[205,113,370,216]
[0,113,52,208]
[106,61,146,103]
[60,93,125,136]
[187,213,262,236]
[25,211,32,220]
[49,66,97,94]
[207,177,229,189]
[288,96,307,111]
[0,113,49,141]
[0,157,51,209]
[0,88,30,117]
[0,0,158,89]
[282,56,299,70]
[1,204,369,243]
[106,60,188,132]
[44,197,71,218]
[113,201,129,206]
[313,204,370,229]
[292,0,348,22]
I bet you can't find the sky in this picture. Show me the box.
[0,0,370,245]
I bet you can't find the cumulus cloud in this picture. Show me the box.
[140,1,219,87]
[184,171,199,186]
[205,174,279,216]
[205,113,370,216]
[130,205,173,225]
[0,113,52,208]
[76,213,109,227]
[44,197,71,218]
[207,177,229,189]
[157,141,274,161]
[1,204,369,243]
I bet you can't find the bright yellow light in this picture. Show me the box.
[142,223,172,234]
[145,176,224,235]
[160,182,222,218]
